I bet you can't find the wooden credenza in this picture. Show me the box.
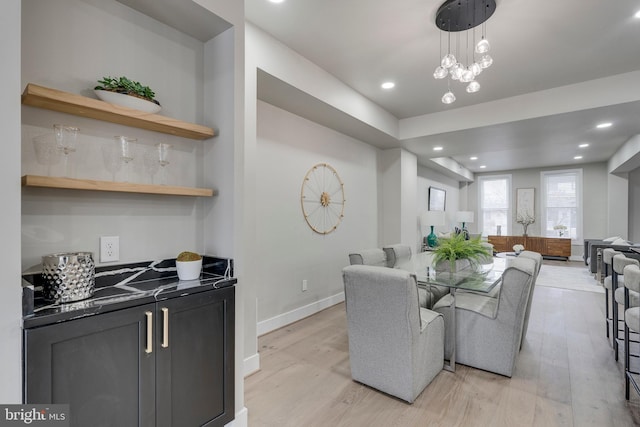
[487,235,571,259]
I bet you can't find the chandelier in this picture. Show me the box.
[433,0,496,104]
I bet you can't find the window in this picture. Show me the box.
[541,169,582,241]
[478,175,512,236]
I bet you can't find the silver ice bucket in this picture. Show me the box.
[42,252,95,303]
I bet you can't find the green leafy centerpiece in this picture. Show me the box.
[432,233,492,273]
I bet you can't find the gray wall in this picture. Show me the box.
[468,162,609,257]
[630,168,640,242]
[0,0,23,403]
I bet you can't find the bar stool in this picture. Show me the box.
[623,264,640,399]
[603,249,622,339]
[612,254,640,360]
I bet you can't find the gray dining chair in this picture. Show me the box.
[348,248,388,267]
[342,265,444,403]
[433,257,535,377]
[384,244,448,309]
[382,244,412,268]
[516,251,542,348]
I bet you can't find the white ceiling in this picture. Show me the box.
[246,0,640,175]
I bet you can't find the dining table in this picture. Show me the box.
[395,251,507,371]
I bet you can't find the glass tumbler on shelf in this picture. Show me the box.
[33,133,61,176]
[53,124,79,177]
[114,136,137,182]
[156,143,171,185]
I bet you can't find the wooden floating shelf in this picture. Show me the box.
[22,83,215,140]
[22,175,215,197]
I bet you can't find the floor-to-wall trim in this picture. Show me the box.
[225,407,248,427]
[257,292,345,337]
[244,352,260,377]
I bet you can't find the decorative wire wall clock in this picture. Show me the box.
[300,163,346,234]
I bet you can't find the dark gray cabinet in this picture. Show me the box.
[24,286,235,427]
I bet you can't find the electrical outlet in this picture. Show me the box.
[100,236,120,262]
[302,279,308,292]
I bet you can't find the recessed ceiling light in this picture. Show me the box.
[596,122,612,129]
[381,82,395,89]
[574,155,583,160]
[635,10,640,18]
[470,156,478,160]
[579,143,589,148]
[433,146,443,151]
[479,165,486,169]
[268,0,285,3]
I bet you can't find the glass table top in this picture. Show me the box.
[395,252,507,293]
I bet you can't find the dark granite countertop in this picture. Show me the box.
[22,256,236,329]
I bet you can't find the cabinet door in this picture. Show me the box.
[156,287,235,427]
[24,303,156,427]
[546,238,571,257]
[487,236,507,252]
[506,236,526,251]
[524,237,546,254]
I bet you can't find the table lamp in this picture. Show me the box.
[422,210,446,247]
[456,211,474,230]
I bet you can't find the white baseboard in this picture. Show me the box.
[257,292,345,337]
[225,407,247,427]
[569,255,583,262]
[244,352,260,377]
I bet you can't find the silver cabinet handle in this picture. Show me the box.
[161,307,169,348]
[145,311,153,354]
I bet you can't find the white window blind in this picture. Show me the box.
[541,169,582,241]
[478,175,511,236]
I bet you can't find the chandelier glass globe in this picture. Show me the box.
[441,90,456,104]
[479,54,493,69]
[450,63,464,80]
[466,80,481,93]
[475,38,490,54]
[441,53,456,68]
[433,66,448,79]
[460,69,474,83]
[470,62,482,76]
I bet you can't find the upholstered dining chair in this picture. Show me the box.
[433,257,536,377]
[348,248,388,267]
[383,244,448,309]
[382,244,412,268]
[515,251,543,348]
[342,265,444,403]
[623,264,640,399]
[612,254,640,360]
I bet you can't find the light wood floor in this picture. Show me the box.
[245,261,640,426]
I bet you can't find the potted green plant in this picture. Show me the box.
[432,233,492,273]
[94,76,161,113]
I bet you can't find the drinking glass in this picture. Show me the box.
[156,143,171,185]
[33,133,61,176]
[53,124,79,177]
[114,136,137,182]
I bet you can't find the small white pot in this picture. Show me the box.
[176,259,202,281]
